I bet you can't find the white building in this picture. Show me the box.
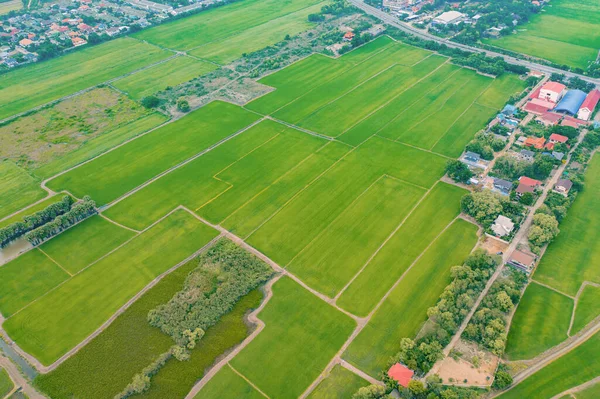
[539,81,566,103]
[432,11,465,25]
[491,215,515,237]
[577,89,600,121]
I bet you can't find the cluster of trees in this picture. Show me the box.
[25,196,96,246]
[115,351,171,399]
[527,212,559,252]
[461,191,524,227]
[466,132,507,160]
[0,195,73,247]
[390,336,444,376]
[427,250,501,337]
[492,153,555,182]
[354,376,483,399]
[549,73,596,93]
[148,239,273,352]
[321,0,356,16]
[463,270,527,355]
[445,160,473,184]
[492,364,514,390]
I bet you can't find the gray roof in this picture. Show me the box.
[464,151,480,160]
[556,179,573,190]
[552,151,565,161]
[520,149,535,158]
[493,178,512,190]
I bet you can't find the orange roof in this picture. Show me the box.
[388,363,414,388]
[19,38,32,46]
[524,136,546,149]
[519,176,542,187]
[343,31,355,39]
[541,81,566,94]
[544,142,555,150]
[549,133,568,143]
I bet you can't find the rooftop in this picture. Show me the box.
[519,176,542,187]
[580,89,600,111]
[388,363,414,388]
[549,133,568,143]
[541,81,566,94]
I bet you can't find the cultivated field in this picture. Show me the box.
[0,367,13,398]
[308,365,369,399]
[0,161,46,220]
[485,0,600,69]
[572,285,600,335]
[0,194,64,229]
[0,38,170,121]
[3,210,218,365]
[112,56,217,100]
[197,365,265,399]
[498,331,600,399]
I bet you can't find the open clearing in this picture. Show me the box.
[0,161,47,220]
[498,331,600,399]
[505,282,574,360]
[3,210,218,365]
[485,0,600,69]
[112,56,217,100]
[0,38,171,121]
[308,365,369,399]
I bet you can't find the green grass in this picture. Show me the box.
[0,193,66,229]
[196,365,264,399]
[308,365,369,399]
[575,382,600,399]
[34,112,168,180]
[534,154,600,296]
[505,282,574,360]
[40,215,135,274]
[4,210,218,365]
[484,0,600,69]
[343,219,478,377]
[476,73,527,110]
[572,284,600,335]
[0,249,69,317]
[498,331,600,399]
[287,176,426,297]
[0,161,46,220]
[135,0,323,51]
[0,38,170,120]
[112,56,217,99]
[189,2,324,64]
[138,289,263,398]
[0,367,14,398]
[337,182,466,316]
[229,277,356,399]
[35,257,199,399]
[104,119,327,230]
[47,101,260,205]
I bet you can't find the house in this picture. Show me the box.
[519,176,542,188]
[491,215,515,237]
[539,81,566,103]
[18,38,32,47]
[578,89,600,121]
[560,117,580,129]
[432,11,464,25]
[519,149,535,163]
[524,136,546,149]
[507,250,536,273]
[549,133,568,144]
[71,37,87,47]
[493,178,512,195]
[388,363,414,388]
[536,112,561,127]
[516,182,535,196]
[502,104,517,116]
[554,179,573,196]
[463,151,481,163]
[552,151,565,161]
[343,31,355,41]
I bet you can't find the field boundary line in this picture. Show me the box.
[266,116,338,142]
[374,133,452,160]
[568,281,600,336]
[100,117,265,212]
[0,221,222,373]
[184,274,282,399]
[549,375,600,399]
[531,279,575,299]
[98,213,142,233]
[333,182,437,301]
[36,247,73,277]
[334,57,451,139]
[228,364,271,399]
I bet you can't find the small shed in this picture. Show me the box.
[388,363,414,388]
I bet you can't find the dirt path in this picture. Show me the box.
[550,376,600,399]
[0,355,46,398]
[568,281,600,336]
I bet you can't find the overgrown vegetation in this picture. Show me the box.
[461,190,524,229]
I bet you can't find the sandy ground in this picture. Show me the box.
[480,235,509,256]
[431,340,498,387]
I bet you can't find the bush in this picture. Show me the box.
[176,98,190,112]
[141,96,160,109]
[445,160,473,183]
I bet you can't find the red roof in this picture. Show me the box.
[516,182,535,194]
[343,31,355,39]
[529,87,541,100]
[549,133,568,143]
[388,363,414,388]
[524,102,548,115]
[561,118,579,129]
[524,136,546,149]
[541,81,566,94]
[519,176,542,187]
[580,90,600,111]
[544,142,555,150]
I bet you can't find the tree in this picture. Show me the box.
[177,98,190,112]
[492,370,513,389]
[353,385,387,399]
[408,380,427,397]
[495,291,513,312]
[461,191,503,225]
[445,160,473,183]
[141,96,160,109]
[519,191,534,205]
[528,213,559,247]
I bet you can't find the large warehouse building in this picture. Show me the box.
[578,89,600,121]
[554,90,587,116]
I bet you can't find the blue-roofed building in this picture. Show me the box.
[554,90,587,116]
[502,104,517,116]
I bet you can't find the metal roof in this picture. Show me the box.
[554,90,587,115]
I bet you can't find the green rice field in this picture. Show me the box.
[0,367,13,398]
[196,365,265,399]
[572,285,600,335]
[3,210,218,365]
[573,382,600,399]
[0,193,66,229]
[485,0,600,69]
[112,56,217,99]
[0,161,47,220]
[498,331,600,399]
[0,38,170,121]
[307,365,369,399]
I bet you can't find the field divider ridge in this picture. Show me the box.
[228,363,271,399]
[567,281,600,336]
[36,247,73,277]
[98,213,142,234]
[374,134,452,160]
[531,280,576,300]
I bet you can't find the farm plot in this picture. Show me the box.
[505,282,573,360]
[498,331,600,399]
[135,0,323,54]
[224,277,355,399]
[0,161,47,220]
[533,154,600,296]
[343,219,478,376]
[308,365,369,399]
[3,209,218,365]
[572,285,600,335]
[47,101,260,205]
[104,119,328,230]
[112,56,217,99]
[0,38,171,121]
[485,0,600,69]
[196,365,265,399]
[0,194,67,229]
[336,183,466,316]
[0,368,13,398]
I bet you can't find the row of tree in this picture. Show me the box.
[461,191,524,228]
[0,195,73,248]
[25,196,96,246]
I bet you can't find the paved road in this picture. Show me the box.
[349,0,600,86]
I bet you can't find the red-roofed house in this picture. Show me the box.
[536,112,561,127]
[524,136,546,149]
[578,90,600,121]
[19,38,32,47]
[525,101,549,115]
[343,31,355,41]
[549,133,568,144]
[519,176,542,187]
[516,182,534,196]
[72,37,87,47]
[561,118,579,129]
[539,81,566,103]
[388,363,414,388]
